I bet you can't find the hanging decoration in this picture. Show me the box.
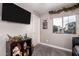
[49,3,79,14]
[43,20,48,29]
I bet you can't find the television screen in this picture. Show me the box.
[2,3,31,24]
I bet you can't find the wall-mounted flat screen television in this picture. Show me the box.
[2,3,31,24]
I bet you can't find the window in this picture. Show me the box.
[53,15,76,34]
[53,17,63,33]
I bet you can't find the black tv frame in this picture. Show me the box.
[2,3,31,24]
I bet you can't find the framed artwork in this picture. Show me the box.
[43,20,48,29]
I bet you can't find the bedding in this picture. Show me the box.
[73,45,79,56]
[72,37,79,56]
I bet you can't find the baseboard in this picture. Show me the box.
[40,43,72,52]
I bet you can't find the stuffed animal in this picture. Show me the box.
[12,46,22,56]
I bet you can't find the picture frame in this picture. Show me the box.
[43,20,48,29]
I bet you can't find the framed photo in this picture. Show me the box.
[43,20,48,29]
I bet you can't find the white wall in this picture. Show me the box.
[32,14,40,46]
[0,3,40,56]
[40,8,79,50]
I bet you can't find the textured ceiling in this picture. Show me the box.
[12,3,76,16]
